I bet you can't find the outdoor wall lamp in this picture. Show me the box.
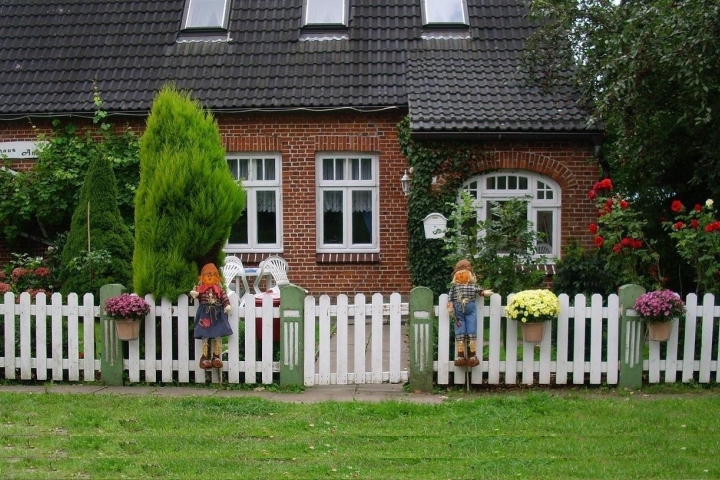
[400,170,410,195]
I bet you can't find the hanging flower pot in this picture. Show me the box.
[114,319,141,341]
[104,293,150,342]
[634,290,685,343]
[505,289,559,344]
[521,322,545,343]
[646,321,672,342]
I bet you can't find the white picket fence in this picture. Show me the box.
[1,290,719,386]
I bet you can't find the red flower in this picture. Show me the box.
[594,236,604,247]
[612,243,623,253]
[621,237,633,246]
[620,200,629,210]
[587,189,597,200]
[691,219,699,229]
[671,200,684,213]
[674,221,685,230]
[597,178,613,191]
[632,239,643,249]
[589,223,598,234]
[694,204,702,212]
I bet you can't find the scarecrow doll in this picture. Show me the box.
[190,263,233,370]
[448,259,492,367]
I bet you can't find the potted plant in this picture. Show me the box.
[103,293,151,341]
[504,289,560,342]
[633,289,686,341]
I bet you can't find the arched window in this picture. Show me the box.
[462,171,561,258]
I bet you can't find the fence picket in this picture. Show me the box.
[606,294,620,385]
[437,295,450,385]
[539,320,552,384]
[303,295,316,386]
[35,293,48,381]
[682,294,698,382]
[336,294,348,385]
[589,294,603,384]
[81,293,95,382]
[177,294,192,383]
[487,294,502,384]
[66,294,79,382]
[572,294,587,384]
[353,294,366,384]
[389,293,402,384]
[19,292,32,379]
[555,294,570,384]
[371,294,384,383]
[50,293,63,381]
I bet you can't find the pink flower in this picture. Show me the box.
[0,283,12,294]
[34,267,51,277]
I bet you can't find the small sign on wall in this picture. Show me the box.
[0,141,43,159]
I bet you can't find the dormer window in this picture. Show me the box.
[183,0,230,29]
[422,0,468,25]
[303,0,348,27]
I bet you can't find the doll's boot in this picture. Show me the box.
[211,338,224,369]
[454,340,467,366]
[467,339,480,367]
[199,341,212,370]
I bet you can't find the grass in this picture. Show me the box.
[1,387,719,479]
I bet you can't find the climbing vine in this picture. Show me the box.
[396,116,493,298]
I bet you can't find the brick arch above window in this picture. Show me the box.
[466,150,580,192]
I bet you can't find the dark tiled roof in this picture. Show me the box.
[0,0,597,134]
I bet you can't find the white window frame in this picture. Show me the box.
[421,0,468,25]
[316,153,379,253]
[303,0,348,26]
[225,154,283,253]
[462,170,561,258]
[182,0,230,29]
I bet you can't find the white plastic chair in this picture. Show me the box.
[536,242,553,254]
[222,255,250,301]
[254,255,289,292]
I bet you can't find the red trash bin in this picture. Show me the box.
[254,289,280,341]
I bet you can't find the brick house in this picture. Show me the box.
[0,0,603,295]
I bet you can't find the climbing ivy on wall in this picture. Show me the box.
[396,116,492,298]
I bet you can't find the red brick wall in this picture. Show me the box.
[0,112,600,295]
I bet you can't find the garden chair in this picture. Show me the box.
[222,255,250,305]
[254,255,289,292]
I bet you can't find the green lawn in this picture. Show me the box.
[1,387,718,479]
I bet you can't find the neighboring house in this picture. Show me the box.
[0,0,603,295]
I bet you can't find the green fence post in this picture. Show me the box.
[279,284,305,387]
[100,283,126,386]
[618,283,646,390]
[409,286,434,393]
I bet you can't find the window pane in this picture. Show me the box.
[186,0,227,28]
[227,159,239,179]
[263,158,275,181]
[536,210,554,250]
[497,176,506,189]
[519,176,528,189]
[509,176,517,190]
[352,191,373,244]
[423,0,466,24]
[486,177,495,190]
[257,191,277,244]
[305,0,345,25]
[323,191,343,244]
[229,207,248,244]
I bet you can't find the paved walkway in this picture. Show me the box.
[0,383,447,404]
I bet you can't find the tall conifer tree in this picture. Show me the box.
[133,84,245,299]
[60,153,134,296]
